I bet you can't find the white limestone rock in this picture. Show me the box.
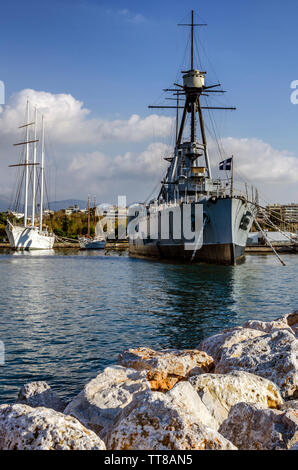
[106,384,237,450]
[118,347,214,392]
[17,381,66,412]
[215,330,298,399]
[189,371,283,428]
[0,404,106,450]
[165,381,218,430]
[243,311,298,338]
[197,327,264,365]
[279,400,298,411]
[286,311,298,338]
[64,365,151,437]
[219,402,298,450]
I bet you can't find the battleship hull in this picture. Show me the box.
[129,197,256,265]
[5,223,55,250]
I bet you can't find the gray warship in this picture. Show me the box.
[128,11,257,265]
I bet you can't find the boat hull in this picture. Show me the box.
[79,238,106,250]
[129,197,256,265]
[129,242,245,265]
[5,224,55,250]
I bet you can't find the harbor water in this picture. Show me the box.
[0,249,297,404]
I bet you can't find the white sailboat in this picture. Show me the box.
[79,195,106,249]
[6,100,55,250]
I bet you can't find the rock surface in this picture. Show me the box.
[197,327,264,365]
[215,330,298,399]
[106,383,237,450]
[0,404,106,450]
[163,381,218,430]
[243,311,298,338]
[279,400,298,411]
[118,347,214,392]
[64,365,151,437]
[219,402,298,450]
[189,371,283,428]
[17,381,66,412]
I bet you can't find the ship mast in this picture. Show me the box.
[177,10,210,175]
[149,10,235,201]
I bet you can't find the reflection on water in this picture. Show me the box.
[12,249,56,257]
[0,250,297,403]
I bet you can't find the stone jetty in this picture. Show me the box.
[0,311,297,450]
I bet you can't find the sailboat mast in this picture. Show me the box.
[32,107,37,227]
[24,100,30,227]
[39,115,45,232]
[87,195,90,237]
[93,195,96,227]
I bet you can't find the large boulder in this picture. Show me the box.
[163,381,217,430]
[219,402,298,450]
[0,404,106,450]
[106,382,237,450]
[64,365,151,437]
[279,400,298,411]
[189,371,283,428]
[215,330,298,399]
[286,311,298,338]
[17,381,66,412]
[197,327,264,365]
[243,311,298,338]
[118,347,214,392]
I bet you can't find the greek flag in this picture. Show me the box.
[219,157,232,170]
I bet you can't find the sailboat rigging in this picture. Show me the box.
[6,100,55,250]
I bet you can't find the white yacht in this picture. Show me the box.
[6,100,55,250]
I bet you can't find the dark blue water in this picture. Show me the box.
[0,249,297,404]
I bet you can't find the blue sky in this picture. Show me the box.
[1,0,298,203]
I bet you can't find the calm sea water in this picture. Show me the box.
[0,249,297,404]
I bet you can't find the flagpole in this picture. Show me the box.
[230,155,234,197]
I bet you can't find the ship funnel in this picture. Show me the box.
[183,69,205,89]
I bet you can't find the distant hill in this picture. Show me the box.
[0,197,87,213]
[0,195,11,211]
[47,199,88,211]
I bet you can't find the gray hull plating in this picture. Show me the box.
[129,196,256,265]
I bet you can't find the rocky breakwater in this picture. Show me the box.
[0,311,297,450]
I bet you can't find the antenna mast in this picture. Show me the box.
[191,9,194,70]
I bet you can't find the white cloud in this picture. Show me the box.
[118,9,146,24]
[1,88,297,204]
[209,137,298,204]
[0,89,172,202]
[69,142,170,184]
[67,143,171,202]
[0,89,173,145]
[212,137,298,183]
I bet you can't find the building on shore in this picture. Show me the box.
[266,203,298,230]
[64,205,87,215]
[248,230,297,246]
